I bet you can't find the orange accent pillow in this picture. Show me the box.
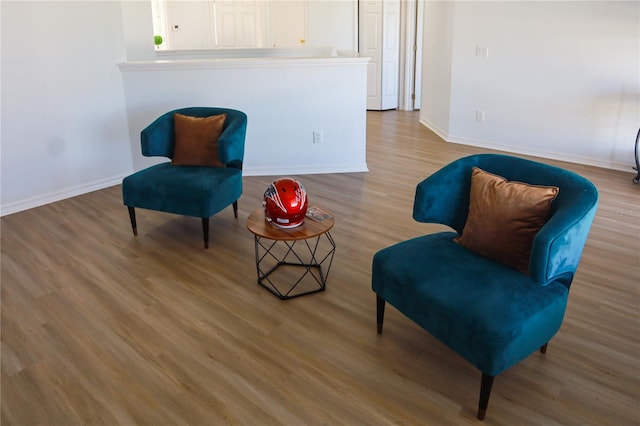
[455,167,559,274]
[171,113,226,167]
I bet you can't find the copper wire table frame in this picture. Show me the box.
[246,207,336,300]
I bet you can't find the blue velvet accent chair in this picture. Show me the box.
[122,107,247,248]
[372,154,598,420]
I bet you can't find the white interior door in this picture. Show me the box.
[399,0,423,110]
[413,0,423,110]
[381,1,400,110]
[359,1,382,110]
[268,1,307,47]
[165,1,214,49]
[214,0,262,48]
[359,0,400,111]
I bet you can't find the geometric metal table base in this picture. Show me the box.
[247,206,336,300]
[253,232,335,299]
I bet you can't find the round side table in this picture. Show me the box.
[246,207,336,300]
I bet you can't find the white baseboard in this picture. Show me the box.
[1,174,129,217]
[447,134,633,173]
[419,118,450,143]
[1,164,369,217]
[419,119,634,173]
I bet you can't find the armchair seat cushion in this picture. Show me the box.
[372,231,569,376]
[122,162,242,218]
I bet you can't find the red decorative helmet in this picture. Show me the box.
[263,178,308,228]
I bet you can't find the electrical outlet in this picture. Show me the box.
[313,130,322,144]
[475,45,489,58]
[475,110,485,122]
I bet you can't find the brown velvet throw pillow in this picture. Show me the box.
[455,167,559,274]
[171,113,226,167]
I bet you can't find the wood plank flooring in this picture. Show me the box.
[2,111,639,425]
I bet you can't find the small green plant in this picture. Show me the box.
[154,35,163,49]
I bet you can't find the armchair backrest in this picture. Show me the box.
[140,107,248,167]
[413,154,599,286]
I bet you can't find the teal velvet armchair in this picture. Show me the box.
[122,107,247,248]
[372,154,598,420]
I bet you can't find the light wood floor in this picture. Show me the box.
[2,111,639,425]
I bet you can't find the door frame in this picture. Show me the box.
[399,0,423,111]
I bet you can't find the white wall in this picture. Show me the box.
[0,0,362,216]
[419,1,454,135]
[420,1,640,172]
[1,1,133,215]
[4,1,637,216]
[118,58,369,176]
[120,0,156,61]
[153,0,357,53]
[307,0,357,53]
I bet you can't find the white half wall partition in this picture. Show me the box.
[118,55,370,176]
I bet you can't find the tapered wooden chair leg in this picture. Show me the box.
[478,373,495,420]
[540,343,548,353]
[202,218,209,249]
[233,201,238,218]
[376,295,386,334]
[127,207,137,236]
